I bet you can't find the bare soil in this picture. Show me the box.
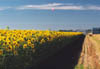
[77,34,100,69]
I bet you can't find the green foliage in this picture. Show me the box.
[75,64,84,69]
[6,26,10,30]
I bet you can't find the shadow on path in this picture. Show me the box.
[36,36,85,69]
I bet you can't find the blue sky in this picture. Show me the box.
[0,0,100,30]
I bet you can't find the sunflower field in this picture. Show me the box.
[0,30,83,69]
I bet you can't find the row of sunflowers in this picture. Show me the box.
[0,30,83,56]
[0,30,83,69]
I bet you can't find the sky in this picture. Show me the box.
[0,0,100,30]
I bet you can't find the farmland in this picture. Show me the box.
[0,30,83,69]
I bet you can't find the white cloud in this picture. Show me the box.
[1,3,100,11]
[0,7,11,11]
[16,3,84,10]
[0,8,4,11]
[16,3,100,11]
[87,6,100,10]
[16,3,63,10]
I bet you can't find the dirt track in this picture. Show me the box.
[77,34,100,69]
[33,36,85,69]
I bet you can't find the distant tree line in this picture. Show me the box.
[6,26,10,30]
[59,30,74,32]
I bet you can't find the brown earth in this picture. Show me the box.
[77,34,100,69]
[30,35,85,69]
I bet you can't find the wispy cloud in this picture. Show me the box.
[0,8,7,11]
[0,7,11,11]
[16,3,84,10]
[1,3,100,11]
[0,8,4,11]
[16,3,100,11]
[86,6,100,10]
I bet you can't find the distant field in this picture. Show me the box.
[76,34,100,69]
[0,30,83,69]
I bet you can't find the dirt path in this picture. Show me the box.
[77,35,100,69]
[33,36,85,69]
